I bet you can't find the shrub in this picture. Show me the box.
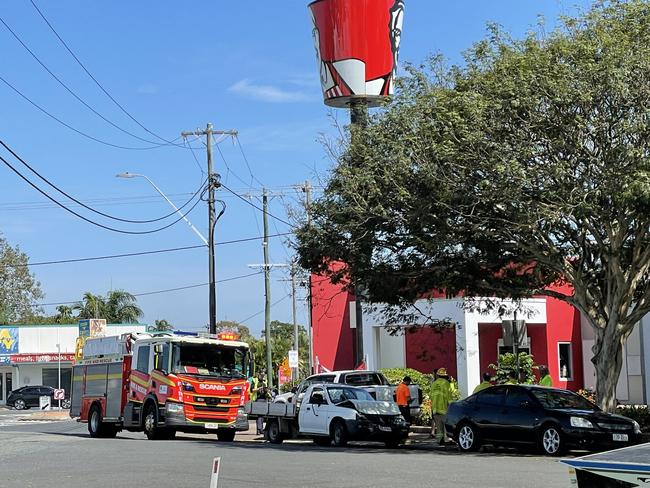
[489,352,537,384]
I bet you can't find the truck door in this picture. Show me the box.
[298,387,329,434]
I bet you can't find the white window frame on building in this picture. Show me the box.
[558,342,573,381]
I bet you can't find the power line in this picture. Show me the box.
[34,271,263,307]
[0,140,206,224]
[0,15,170,147]
[220,183,295,228]
[238,293,291,325]
[0,153,203,234]
[0,232,293,268]
[234,135,265,187]
[28,0,183,147]
[0,73,166,151]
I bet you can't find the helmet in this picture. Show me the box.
[437,368,448,377]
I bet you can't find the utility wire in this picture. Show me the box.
[0,140,206,224]
[34,271,263,307]
[234,135,265,187]
[0,15,171,148]
[220,183,295,228]
[0,153,203,234]
[0,233,293,268]
[238,293,291,325]
[28,0,183,147]
[0,74,167,151]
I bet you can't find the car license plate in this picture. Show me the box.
[613,433,628,442]
[379,426,392,432]
[205,423,221,430]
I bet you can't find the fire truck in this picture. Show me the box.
[70,331,252,441]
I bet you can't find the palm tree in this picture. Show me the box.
[104,290,143,323]
[154,319,173,331]
[55,305,74,323]
[73,292,105,319]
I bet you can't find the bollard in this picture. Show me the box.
[209,457,221,488]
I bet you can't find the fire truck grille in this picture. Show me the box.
[192,405,230,413]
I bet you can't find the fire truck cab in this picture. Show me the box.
[70,331,252,442]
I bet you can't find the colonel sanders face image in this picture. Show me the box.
[309,0,405,107]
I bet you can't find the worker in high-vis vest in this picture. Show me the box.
[429,368,453,444]
[473,373,493,394]
[539,365,553,387]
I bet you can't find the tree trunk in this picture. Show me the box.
[592,328,625,412]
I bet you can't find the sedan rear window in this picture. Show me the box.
[531,389,598,410]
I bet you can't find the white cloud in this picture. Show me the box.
[228,79,315,103]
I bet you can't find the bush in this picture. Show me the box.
[489,352,537,384]
[617,405,650,432]
[380,368,435,427]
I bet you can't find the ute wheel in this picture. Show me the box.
[61,398,72,409]
[330,420,348,447]
[540,424,565,456]
[266,419,284,444]
[385,437,402,449]
[457,422,480,452]
[143,404,164,440]
[313,436,331,447]
[14,398,26,410]
[216,429,235,442]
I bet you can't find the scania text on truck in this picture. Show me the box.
[70,331,252,441]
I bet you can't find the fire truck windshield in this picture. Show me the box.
[171,343,247,379]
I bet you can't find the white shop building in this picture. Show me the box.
[0,323,147,404]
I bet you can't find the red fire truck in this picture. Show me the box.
[70,331,253,441]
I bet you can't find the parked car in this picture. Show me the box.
[274,370,422,417]
[7,386,71,410]
[445,385,642,456]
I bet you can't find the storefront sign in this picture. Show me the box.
[78,319,107,338]
[0,327,19,354]
[0,355,10,364]
[11,353,75,364]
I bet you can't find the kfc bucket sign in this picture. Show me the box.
[309,0,404,108]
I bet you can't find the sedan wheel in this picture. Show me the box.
[457,423,480,452]
[14,399,26,410]
[541,425,564,456]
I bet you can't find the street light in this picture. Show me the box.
[115,172,208,245]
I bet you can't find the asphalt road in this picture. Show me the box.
[0,416,573,488]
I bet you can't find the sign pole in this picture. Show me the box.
[209,457,221,488]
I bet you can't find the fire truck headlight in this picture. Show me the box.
[237,407,247,419]
[166,402,185,414]
[231,386,243,395]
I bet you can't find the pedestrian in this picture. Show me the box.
[255,372,269,435]
[248,374,259,402]
[395,376,412,425]
[429,367,453,445]
[539,365,553,387]
[473,373,493,394]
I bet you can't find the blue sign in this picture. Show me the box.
[0,355,10,364]
[78,320,90,338]
[0,327,19,355]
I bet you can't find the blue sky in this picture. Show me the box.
[0,0,593,335]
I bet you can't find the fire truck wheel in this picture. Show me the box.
[216,429,236,442]
[143,404,163,440]
[88,404,104,438]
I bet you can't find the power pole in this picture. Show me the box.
[263,189,273,389]
[180,124,237,334]
[302,180,314,374]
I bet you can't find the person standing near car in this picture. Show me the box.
[539,365,553,387]
[473,373,493,394]
[430,368,453,444]
[395,376,412,425]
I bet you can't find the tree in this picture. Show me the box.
[55,305,74,324]
[259,321,310,378]
[0,234,43,323]
[73,290,143,323]
[153,319,173,331]
[298,1,650,411]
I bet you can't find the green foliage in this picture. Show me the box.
[73,290,143,323]
[0,234,43,323]
[489,352,537,385]
[153,319,173,331]
[297,0,650,411]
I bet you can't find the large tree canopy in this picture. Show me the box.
[0,234,43,323]
[298,0,650,411]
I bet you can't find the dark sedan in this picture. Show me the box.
[445,385,642,455]
[7,386,71,410]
